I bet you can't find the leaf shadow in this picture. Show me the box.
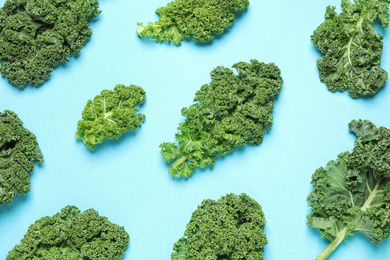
[0,193,29,215]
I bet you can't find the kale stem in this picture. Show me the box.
[316,227,347,260]
[136,27,145,35]
[361,177,382,212]
[172,155,188,169]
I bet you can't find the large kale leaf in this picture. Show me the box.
[171,193,267,260]
[0,110,43,205]
[311,0,389,98]
[7,205,130,259]
[137,0,249,45]
[160,59,283,178]
[307,120,390,260]
[0,0,101,88]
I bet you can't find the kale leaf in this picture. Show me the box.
[6,205,130,260]
[0,110,43,205]
[0,0,101,88]
[171,193,267,260]
[160,59,283,178]
[307,120,390,260]
[76,84,146,151]
[311,0,389,98]
[137,0,249,45]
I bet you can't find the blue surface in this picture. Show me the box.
[1,0,390,259]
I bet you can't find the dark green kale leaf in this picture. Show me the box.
[160,59,283,178]
[311,0,389,98]
[307,120,390,260]
[137,0,249,45]
[6,205,130,260]
[0,110,43,205]
[0,0,101,88]
[76,84,146,151]
[171,193,267,260]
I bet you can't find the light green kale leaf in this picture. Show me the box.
[307,119,390,260]
[160,59,283,178]
[76,84,146,151]
[137,0,249,45]
[311,0,389,98]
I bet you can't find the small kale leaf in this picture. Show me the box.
[76,84,146,151]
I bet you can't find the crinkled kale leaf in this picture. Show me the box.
[76,84,146,151]
[160,59,283,178]
[307,119,390,260]
[171,193,267,260]
[137,0,249,45]
[6,205,130,260]
[0,110,43,205]
[0,0,101,88]
[311,0,389,98]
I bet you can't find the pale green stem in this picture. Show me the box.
[136,27,145,35]
[172,155,188,169]
[104,110,113,119]
[316,227,347,260]
[361,178,382,212]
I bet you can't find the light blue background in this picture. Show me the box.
[1,0,390,259]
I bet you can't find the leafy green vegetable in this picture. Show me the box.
[307,120,390,260]
[171,193,267,260]
[137,0,249,45]
[0,110,43,205]
[76,84,146,151]
[6,205,130,259]
[0,0,101,88]
[311,0,389,98]
[160,59,283,178]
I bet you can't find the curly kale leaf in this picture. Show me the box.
[0,110,43,205]
[6,205,130,260]
[307,120,390,260]
[171,193,267,260]
[160,59,283,178]
[311,0,389,98]
[137,0,249,45]
[76,84,146,151]
[0,0,101,88]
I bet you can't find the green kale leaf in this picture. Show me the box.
[137,0,249,45]
[76,84,146,151]
[0,110,43,205]
[311,0,389,98]
[0,0,101,88]
[160,59,283,178]
[307,120,390,260]
[6,205,130,260]
[171,193,267,260]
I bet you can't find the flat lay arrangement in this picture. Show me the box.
[0,0,390,259]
